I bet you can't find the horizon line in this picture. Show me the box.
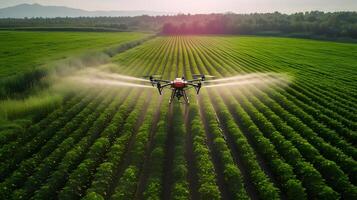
[1,3,356,16]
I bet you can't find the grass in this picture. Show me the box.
[0,31,150,78]
[0,91,62,120]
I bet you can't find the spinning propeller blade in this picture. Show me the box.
[143,75,162,79]
[192,74,216,81]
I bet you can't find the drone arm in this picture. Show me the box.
[150,79,170,87]
[160,83,171,88]
[187,79,202,83]
[186,82,202,94]
[156,83,171,95]
[154,79,171,83]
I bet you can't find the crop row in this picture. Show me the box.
[0,91,87,165]
[82,38,173,199]
[196,37,354,153]
[0,89,116,199]
[182,38,251,200]
[193,37,356,159]
[22,35,156,199]
[181,36,357,199]
[187,36,338,199]
[2,35,355,200]
[12,89,123,200]
[208,38,357,133]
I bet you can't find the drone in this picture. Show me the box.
[147,74,211,104]
[78,70,284,104]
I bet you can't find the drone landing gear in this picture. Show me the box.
[169,89,175,104]
[183,91,190,104]
[169,89,190,104]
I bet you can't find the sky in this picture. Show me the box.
[1,0,357,13]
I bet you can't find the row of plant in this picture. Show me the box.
[194,38,357,163]
[201,91,281,199]
[293,81,357,120]
[206,40,357,162]
[112,38,168,73]
[30,89,140,199]
[218,51,357,158]
[276,86,357,154]
[202,37,355,115]
[56,41,160,198]
[193,37,357,195]
[58,90,148,199]
[117,40,168,75]
[55,36,170,199]
[278,57,357,108]
[215,37,355,93]
[182,38,250,200]
[188,39,273,198]
[0,93,77,147]
[212,39,356,132]
[301,79,357,107]
[10,90,123,200]
[141,37,181,200]
[288,78,357,125]
[203,36,356,188]
[169,104,190,200]
[108,94,160,200]
[0,89,116,199]
[122,37,174,77]
[258,88,357,186]
[85,37,174,200]
[158,37,188,199]
[186,38,311,199]
[185,37,346,196]
[80,38,169,199]
[241,87,357,199]
[106,37,218,199]
[117,37,173,77]
[0,91,86,163]
[195,37,356,164]
[142,101,169,200]
[186,95,225,200]
[0,35,163,199]
[196,46,313,199]
[0,90,96,181]
[230,86,342,199]
[282,86,356,141]
[195,36,340,199]
[63,40,158,197]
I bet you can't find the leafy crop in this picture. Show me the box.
[0,34,356,200]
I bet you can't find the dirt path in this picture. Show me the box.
[218,92,286,200]
[197,97,231,200]
[105,93,153,199]
[184,104,200,200]
[162,103,175,200]
[134,95,164,200]
[208,95,259,200]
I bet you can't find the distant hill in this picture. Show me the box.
[0,3,171,18]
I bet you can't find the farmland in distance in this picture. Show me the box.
[0,35,356,200]
[0,31,149,78]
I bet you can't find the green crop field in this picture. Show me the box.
[0,31,149,78]
[0,34,356,200]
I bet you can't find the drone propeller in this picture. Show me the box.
[192,74,216,81]
[143,75,162,80]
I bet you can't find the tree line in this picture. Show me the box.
[0,11,356,38]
